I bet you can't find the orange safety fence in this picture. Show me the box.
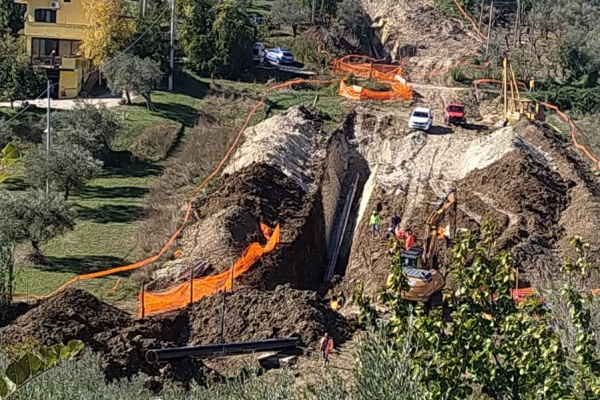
[139,223,280,317]
[332,54,413,101]
[12,77,336,301]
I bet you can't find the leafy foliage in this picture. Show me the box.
[52,102,121,158]
[25,143,103,200]
[0,143,21,185]
[356,222,600,399]
[103,54,163,110]
[129,0,170,71]
[178,0,254,79]
[129,123,181,162]
[0,188,75,255]
[0,0,24,35]
[0,35,45,107]
[271,0,310,37]
[0,340,84,398]
[80,0,134,65]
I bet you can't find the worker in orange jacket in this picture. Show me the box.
[404,229,416,250]
[319,332,334,364]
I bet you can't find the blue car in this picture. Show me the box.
[265,47,294,64]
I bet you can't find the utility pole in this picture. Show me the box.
[46,79,51,194]
[142,0,146,17]
[311,0,316,25]
[168,0,175,91]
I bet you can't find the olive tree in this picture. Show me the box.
[0,189,75,259]
[25,143,103,200]
[103,54,163,110]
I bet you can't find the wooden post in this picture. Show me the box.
[189,266,194,306]
[141,281,146,319]
[220,290,226,343]
[485,1,494,55]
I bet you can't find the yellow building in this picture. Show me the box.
[15,0,92,98]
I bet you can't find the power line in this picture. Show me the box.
[0,5,169,129]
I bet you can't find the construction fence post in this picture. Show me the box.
[141,281,146,319]
[230,261,235,292]
[189,266,194,306]
[220,290,226,343]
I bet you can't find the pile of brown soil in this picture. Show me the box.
[187,285,354,347]
[99,312,214,393]
[1,288,130,351]
[457,146,572,270]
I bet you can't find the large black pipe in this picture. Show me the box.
[146,337,298,363]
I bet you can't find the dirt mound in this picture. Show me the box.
[188,285,354,347]
[152,106,350,291]
[99,312,214,393]
[457,148,572,269]
[1,288,130,351]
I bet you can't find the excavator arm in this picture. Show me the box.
[423,188,457,269]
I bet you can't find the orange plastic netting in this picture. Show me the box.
[332,55,413,101]
[139,223,280,317]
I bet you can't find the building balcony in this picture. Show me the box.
[31,55,86,71]
[24,22,85,41]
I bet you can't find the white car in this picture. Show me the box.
[408,107,434,131]
[265,47,294,64]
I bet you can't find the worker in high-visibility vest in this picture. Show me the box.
[529,77,535,92]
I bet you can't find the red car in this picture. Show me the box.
[444,103,466,126]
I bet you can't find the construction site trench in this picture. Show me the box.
[7,86,600,390]
[7,1,600,390]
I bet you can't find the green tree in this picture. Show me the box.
[52,102,121,158]
[103,54,163,110]
[0,0,25,35]
[178,0,254,79]
[0,35,45,107]
[130,0,170,71]
[0,188,75,258]
[25,143,103,200]
[271,0,309,37]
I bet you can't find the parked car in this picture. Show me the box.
[253,42,265,64]
[444,103,466,126]
[408,107,434,131]
[265,47,294,64]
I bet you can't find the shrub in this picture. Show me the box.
[129,123,182,162]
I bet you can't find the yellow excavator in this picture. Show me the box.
[394,188,457,306]
[503,57,545,124]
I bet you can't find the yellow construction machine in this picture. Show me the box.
[502,57,545,124]
[393,188,458,306]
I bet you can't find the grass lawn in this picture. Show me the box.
[4,71,345,306]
